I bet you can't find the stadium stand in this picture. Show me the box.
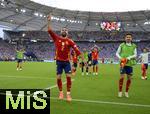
[0,31,150,62]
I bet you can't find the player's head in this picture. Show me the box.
[17,48,21,51]
[93,47,98,52]
[61,27,68,37]
[143,48,147,53]
[83,48,87,52]
[125,33,132,43]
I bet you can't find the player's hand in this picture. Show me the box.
[47,14,52,31]
[89,61,91,64]
[121,58,127,62]
[47,14,51,21]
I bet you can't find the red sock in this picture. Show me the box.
[142,69,146,78]
[73,68,76,73]
[66,77,71,92]
[96,66,98,73]
[142,64,146,78]
[119,78,124,92]
[57,79,62,91]
[93,66,95,73]
[126,79,131,92]
[72,69,74,73]
[17,64,19,68]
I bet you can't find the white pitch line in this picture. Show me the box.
[49,81,67,89]
[0,79,75,97]
[50,97,150,108]
[0,75,55,80]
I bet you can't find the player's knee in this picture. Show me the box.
[57,75,61,79]
[66,73,71,77]
[127,75,132,80]
[120,74,125,78]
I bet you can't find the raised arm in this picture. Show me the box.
[22,48,26,53]
[47,14,58,42]
[94,44,101,51]
[15,47,18,52]
[91,44,101,52]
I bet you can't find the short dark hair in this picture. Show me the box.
[143,48,148,51]
[125,33,132,37]
[62,27,68,29]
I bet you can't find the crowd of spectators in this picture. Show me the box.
[0,40,150,61]
[4,30,150,41]
[0,30,150,61]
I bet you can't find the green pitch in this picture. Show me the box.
[0,62,150,114]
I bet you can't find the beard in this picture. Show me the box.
[126,40,131,43]
[61,32,67,37]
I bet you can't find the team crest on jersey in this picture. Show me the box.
[62,42,65,45]
[66,41,68,45]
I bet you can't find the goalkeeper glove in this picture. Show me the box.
[120,58,127,68]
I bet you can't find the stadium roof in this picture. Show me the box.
[0,0,150,31]
[31,0,150,12]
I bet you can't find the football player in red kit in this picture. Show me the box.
[47,15,82,102]
[71,50,78,76]
[92,46,99,75]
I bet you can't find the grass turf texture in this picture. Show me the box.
[0,62,150,114]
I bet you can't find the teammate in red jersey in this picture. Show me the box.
[47,15,82,102]
[71,50,78,76]
[92,46,99,75]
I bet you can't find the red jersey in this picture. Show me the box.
[48,29,81,61]
[92,51,99,60]
[72,54,78,63]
